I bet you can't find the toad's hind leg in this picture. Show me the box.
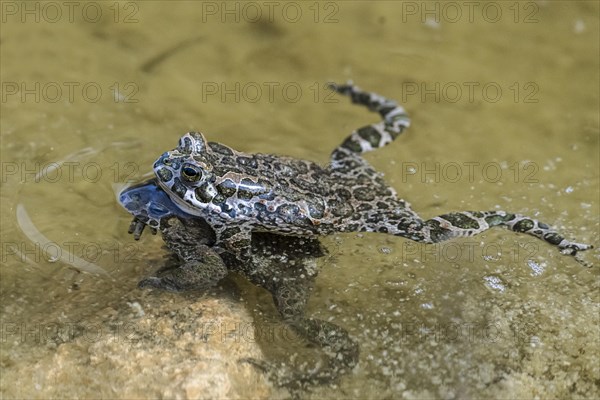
[240,234,359,389]
[329,82,410,170]
[213,223,254,262]
[260,283,360,388]
[426,211,592,256]
[359,209,593,259]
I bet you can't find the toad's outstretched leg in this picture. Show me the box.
[329,82,410,169]
[329,83,593,262]
[355,208,593,261]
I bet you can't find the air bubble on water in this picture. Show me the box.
[530,336,542,347]
[565,186,574,193]
[528,260,545,276]
[483,275,506,292]
[483,253,500,262]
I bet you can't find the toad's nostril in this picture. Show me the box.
[156,167,173,182]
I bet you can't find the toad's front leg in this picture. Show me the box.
[138,244,227,292]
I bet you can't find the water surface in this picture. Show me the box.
[1,1,598,398]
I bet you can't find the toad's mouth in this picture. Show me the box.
[156,178,217,218]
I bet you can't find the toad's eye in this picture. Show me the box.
[181,164,202,182]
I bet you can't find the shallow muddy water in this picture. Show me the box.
[1,1,599,399]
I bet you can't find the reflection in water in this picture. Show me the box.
[16,204,111,277]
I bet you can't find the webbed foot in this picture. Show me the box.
[240,356,346,391]
[138,276,183,292]
[241,317,358,390]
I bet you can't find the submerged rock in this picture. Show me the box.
[1,293,272,399]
